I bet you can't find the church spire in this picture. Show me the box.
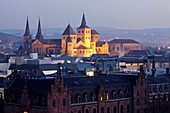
[78,13,89,28]
[24,16,31,36]
[36,18,43,39]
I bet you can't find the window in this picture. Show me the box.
[82,30,84,33]
[113,90,116,99]
[107,107,110,113]
[77,94,80,103]
[78,110,81,113]
[127,105,130,113]
[101,107,104,113]
[137,90,139,96]
[84,93,88,102]
[137,99,140,106]
[120,105,123,113]
[117,47,119,51]
[63,98,66,106]
[86,109,89,113]
[114,106,117,113]
[93,108,97,113]
[53,99,56,107]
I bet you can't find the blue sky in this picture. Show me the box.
[0,0,170,29]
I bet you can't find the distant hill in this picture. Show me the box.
[1,27,170,47]
[0,32,22,43]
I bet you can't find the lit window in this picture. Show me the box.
[100,96,103,101]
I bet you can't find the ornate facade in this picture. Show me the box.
[61,14,108,57]
[4,65,170,113]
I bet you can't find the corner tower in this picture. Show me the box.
[23,17,32,54]
[77,13,91,48]
[35,18,44,40]
[61,24,76,56]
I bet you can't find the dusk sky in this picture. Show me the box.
[1,0,170,30]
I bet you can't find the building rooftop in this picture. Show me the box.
[109,39,140,44]
[62,24,76,35]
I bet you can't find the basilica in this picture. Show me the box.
[61,14,108,57]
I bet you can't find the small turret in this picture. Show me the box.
[151,55,156,76]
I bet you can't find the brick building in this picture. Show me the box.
[4,64,170,113]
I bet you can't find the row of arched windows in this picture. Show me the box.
[70,105,130,113]
[71,89,130,103]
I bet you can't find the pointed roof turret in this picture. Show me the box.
[152,55,156,76]
[36,18,44,39]
[78,13,89,28]
[62,24,76,35]
[24,17,31,36]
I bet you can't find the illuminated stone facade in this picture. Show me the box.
[61,14,108,57]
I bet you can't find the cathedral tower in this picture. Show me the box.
[35,18,44,40]
[77,14,91,48]
[23,17,32,54]
[61,24,76,56]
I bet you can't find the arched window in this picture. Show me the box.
[121,105,123,113]
[70,111,73,113]
[78,110,81,113]
[107,107,110,113]
[93,108,97,113]
[113,90,116,99]
[118,89,123,98]
[101,107,104,113]
[127,104,130,113]
[84,93,88,102]
[91,92,96,101]
[114,106,117,113]
[76,93,80,103]
[53,99,56,107]
[86,109,89,113]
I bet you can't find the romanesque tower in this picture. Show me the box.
[61,24,76,56]
[77,14,91,48]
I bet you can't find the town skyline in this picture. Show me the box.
[1,0,170,30]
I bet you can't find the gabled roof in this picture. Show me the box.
[78,14,89,29]
[76,45,88,49]
[126,50,151,57]
[109,39,140,44]
[64,75,130,89]
[32,39,61,45]
[147,75,170,84]
[77,38,83,43]
[96,41,107,47]
[24,17,31,36]
[62,24,76,35]
[91,29,99,35]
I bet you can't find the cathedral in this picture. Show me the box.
[23,14,108,57]
[61,14,108,57]
[23,17,61,55]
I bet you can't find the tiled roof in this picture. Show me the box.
[78,14,89,29]
[91,29,99,34]
[32,39,61,45]
[96,41,107,47]
[109,39,140,44]
[62,24,76,35]
[64,75,130,89]
[147,75,170,84]
[126,50,151,57]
